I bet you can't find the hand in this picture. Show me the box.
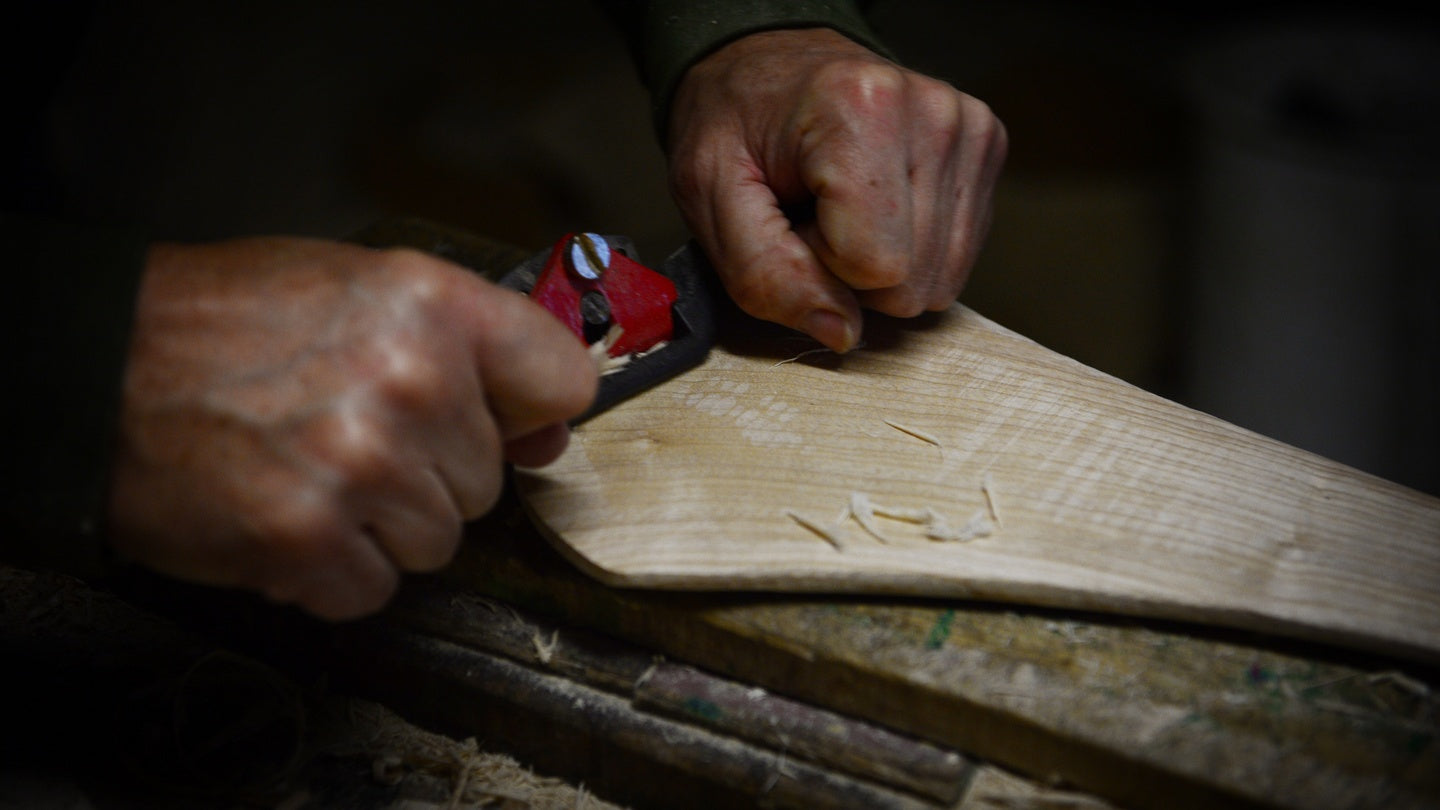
[107,237,597,619]
[667,28,1008,352]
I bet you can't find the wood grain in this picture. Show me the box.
[439,519,1440,810]
[515,305,1440,663]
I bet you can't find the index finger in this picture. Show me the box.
[459,276,599,440]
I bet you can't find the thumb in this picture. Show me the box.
[462,278,599,439]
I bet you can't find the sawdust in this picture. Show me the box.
[320,699,622,810]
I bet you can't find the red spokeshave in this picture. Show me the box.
[528,232,677,357]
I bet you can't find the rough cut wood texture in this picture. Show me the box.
[440,513,1439,810]
[516,305,1440,664]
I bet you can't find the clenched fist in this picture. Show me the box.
[107,237,597,619]
[668,28,1008,352]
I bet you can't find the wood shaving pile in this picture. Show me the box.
[782,414,1007,550]
[850,491,999,544]
[788,482,1003,551]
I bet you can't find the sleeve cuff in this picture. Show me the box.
[2,215,149,579]
[635,0,892,141]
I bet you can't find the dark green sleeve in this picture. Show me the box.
[595,0,891,140]
[1,214,149,578]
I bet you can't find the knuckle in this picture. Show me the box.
[987,115,1011,163]
[301,565,399,621]
[371,338,445,410]
[861,285,927,319]
[377,247,469,314]
[887,290,929,318]
[405,525,463,573]
[308,411,393,483]
[935,268,970,308]
[379,246,444,283]
[846,253,909,290]
[915,79,963,127]
[817,61,906,115]
[255,490,345,551]
[962,96,1009,154]
[455,470,504,522]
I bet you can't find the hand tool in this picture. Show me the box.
[500,232,716,423]
[350,218,717,424]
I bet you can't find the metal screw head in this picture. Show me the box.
[569,233,610,280]
[580,290,611,328]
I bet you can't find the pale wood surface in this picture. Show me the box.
[516,305,1440,663]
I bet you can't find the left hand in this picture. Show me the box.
[666,28,1008,352]
[107,237,597,620]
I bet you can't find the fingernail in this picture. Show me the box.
[801,309,858,353]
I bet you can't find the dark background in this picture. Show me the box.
[35,0,1440,494]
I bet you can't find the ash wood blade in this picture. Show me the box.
[516,305,1440,663]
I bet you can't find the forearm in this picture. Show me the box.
[594,0,890,139]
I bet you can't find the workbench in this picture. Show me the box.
[3,486,1434,809]
[327,490,1438,810]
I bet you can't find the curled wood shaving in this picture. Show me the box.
[926,508,995,543]
[588,325,624,372]
[870,502,936,524]
[532,629,559,665]
[785,510,845,550]
[848,493,889,544]
[588,325,671,375]
[847,489,999,543]
[771,340,867,367]
[634,659,661,690]
[883,418,942,447]
[772,347,832,367]
[982,470,1004,527]
[1366,670,1431,698]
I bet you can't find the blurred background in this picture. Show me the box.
[40,0,1440,495]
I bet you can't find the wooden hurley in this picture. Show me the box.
[516,304,1440,664]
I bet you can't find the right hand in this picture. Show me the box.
[666,28,1007,352]
[107,236,597,619]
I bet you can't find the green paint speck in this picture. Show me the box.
[925,609,956,650]
[682,697,723,723]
